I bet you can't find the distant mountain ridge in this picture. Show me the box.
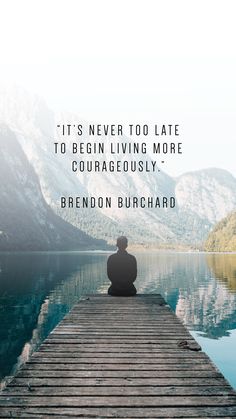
[1,86,236,247]
[176,168,236,224]
[0,125,108,251]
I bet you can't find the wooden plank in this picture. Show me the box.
[48,333,194,338]
[56,327,186,330]
[4,385,234,397]
[60,323,183,327]
[44,335,196,341]
[45,337,196,342]
[1,416,234,419]
[38,345,201,351]
[80,294,165,300]
[59,324,183,330]
[17,370,223,378]
[22,362,218,377]
[67,314,176,319]
[55,326,187,330]
[37,350,208,358]
[38,340,199,355]
[7,377,229,387]
[51,330,194,341]
[24,363,215,371]
[28,356,213,365]
[31,354,209,362]
[68,312,175,316]
[0,406,236,418]
[1,395,236,407]
[69,308,170,312]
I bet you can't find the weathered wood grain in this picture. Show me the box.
[4,385,234,397]
[30,355,209,362]
[36,350,208,358]
[0,406,236,418]
[7,377,229,387]
[0,293,235,419]
[1,395,236,407]
[16,369,223,378]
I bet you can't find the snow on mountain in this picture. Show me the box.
[176,168,236,224]
[1,86,236,246]
[0,124,108,251]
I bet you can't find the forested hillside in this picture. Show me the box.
[205,212,236,252]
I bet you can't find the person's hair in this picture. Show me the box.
[116,236,128,250]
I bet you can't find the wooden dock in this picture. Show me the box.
[0,294,236,418]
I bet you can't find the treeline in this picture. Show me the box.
[205,212,236,252]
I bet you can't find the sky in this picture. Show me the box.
[0,0,236,176]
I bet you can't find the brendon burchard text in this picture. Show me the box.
[60,196,176,209]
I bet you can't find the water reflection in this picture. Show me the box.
[0,251,236,389]
[207,253,236,292]
[0,251,108,386]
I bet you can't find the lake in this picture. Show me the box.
[0,251,236,389]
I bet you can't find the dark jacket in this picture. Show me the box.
[107,250,137,294]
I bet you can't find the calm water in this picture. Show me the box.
[0,251,236,389]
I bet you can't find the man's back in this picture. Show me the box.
[107,249,137,296]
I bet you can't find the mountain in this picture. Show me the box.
[0,125,108,251]
[176,168,236,224]
[204,211,236,252]
[1,86,236,247]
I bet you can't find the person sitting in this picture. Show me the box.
[107,236,137,296]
